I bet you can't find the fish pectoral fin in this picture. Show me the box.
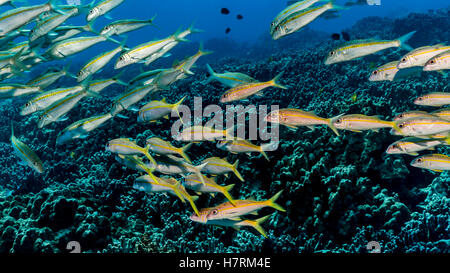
[254,91,264,97]
[57,116,69,122]
[210,193,215,197]
[230,217,242,221]
[163,115,169,120]
[249,211,258,216]
[431,169,443,173]
[224,174,229,178]
[306,125,315,131]
[18,160,27,166]
[408,152,419,156]
[350,129,363,133]
[128,105,139,112]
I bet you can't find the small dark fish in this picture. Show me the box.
[221,8,230,15]
[237,14,243,20]
[331,33,340,40]
[225,27,231,34]
[341,32,351,41]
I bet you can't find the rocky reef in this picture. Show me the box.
[0,8,449,253]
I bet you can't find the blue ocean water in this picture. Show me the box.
[0,0,449,255]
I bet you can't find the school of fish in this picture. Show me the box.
[3,0,449,238]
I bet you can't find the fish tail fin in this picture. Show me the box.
[205,64,216,83]
[232,159,245,182]
[222,184,236,205]
[63,64,77,79]
[179,143,193,163]
[172,95,186,121]
[397,31,416,51]
[47,0,65,14]
[149,14,157,24]
[261,142,279,158]
[251,214,272,238]
[270,72,288,89]
[113,70,128,85]
[172,181,186,202]
[198,42,213,56]
[187,22,203,34]
[84,20,97,34]
[11,48,28,72]
[143,147,157,166]
[328,113,345,136]
[267,190,286,212]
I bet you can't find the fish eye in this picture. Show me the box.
[398,123,404,128]
[26,103,30,107]
[417,158,422,163]
[89,10,93,13]
[373,70,378,75]
[417,97,423,101]
[398,114,403,118]
[330,51,335,56]
[401,58,407,62]
[211,209,218,215]
[335,118,342,124]
[392,144,399,149]
[429,60,435,64]
[119,56,124,61]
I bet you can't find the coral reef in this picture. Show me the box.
[0,8,449,253]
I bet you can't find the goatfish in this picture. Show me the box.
[192,190,285,223]
[393,111,436,121]
[146,137,192,163]
[265,108,341,135]
[369,61,422,82]
[0,0,61,37]
[332,114,395,132]
[174,179,201,216]
[88,75,127,93]
[134,174,185,202]
[0,84,41,99]
[174,125,235,142]
[151,67,187,89]
[397,44,450,69]
[20,83,87,116]
[391,116,450,137]
[431,108,450,120]
[106,138,157,165]
[10,123,44,173]
[206,64,258,88]
[137,96,185,123]
[87,0,124,21]
[386,137,448,156]
[272,2,344,40]
[37,89,97,128]
[29,7,79,42]
[410,154,450,172]
[115,30,188,69]
[173,45,213,74]
[0,48,26,71]
[27,65,74,89]
[270,0,322,35]
[56,113,114,145]
[423,49,450,72]
[325,31,416,65]
[50,22,95,43]
[201,157,244,182]
[77,44,124,82]
[183,174,236,205]
[220,72,287,103]
[147,155,207,177]
[190,214,272,238]
[110,83,157,116]
[414,92,450,107]
[47,35,116,59]
[143,24,201,66]
[216,139,274,161]
[128,68,166,85]
[101,16,156,36]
